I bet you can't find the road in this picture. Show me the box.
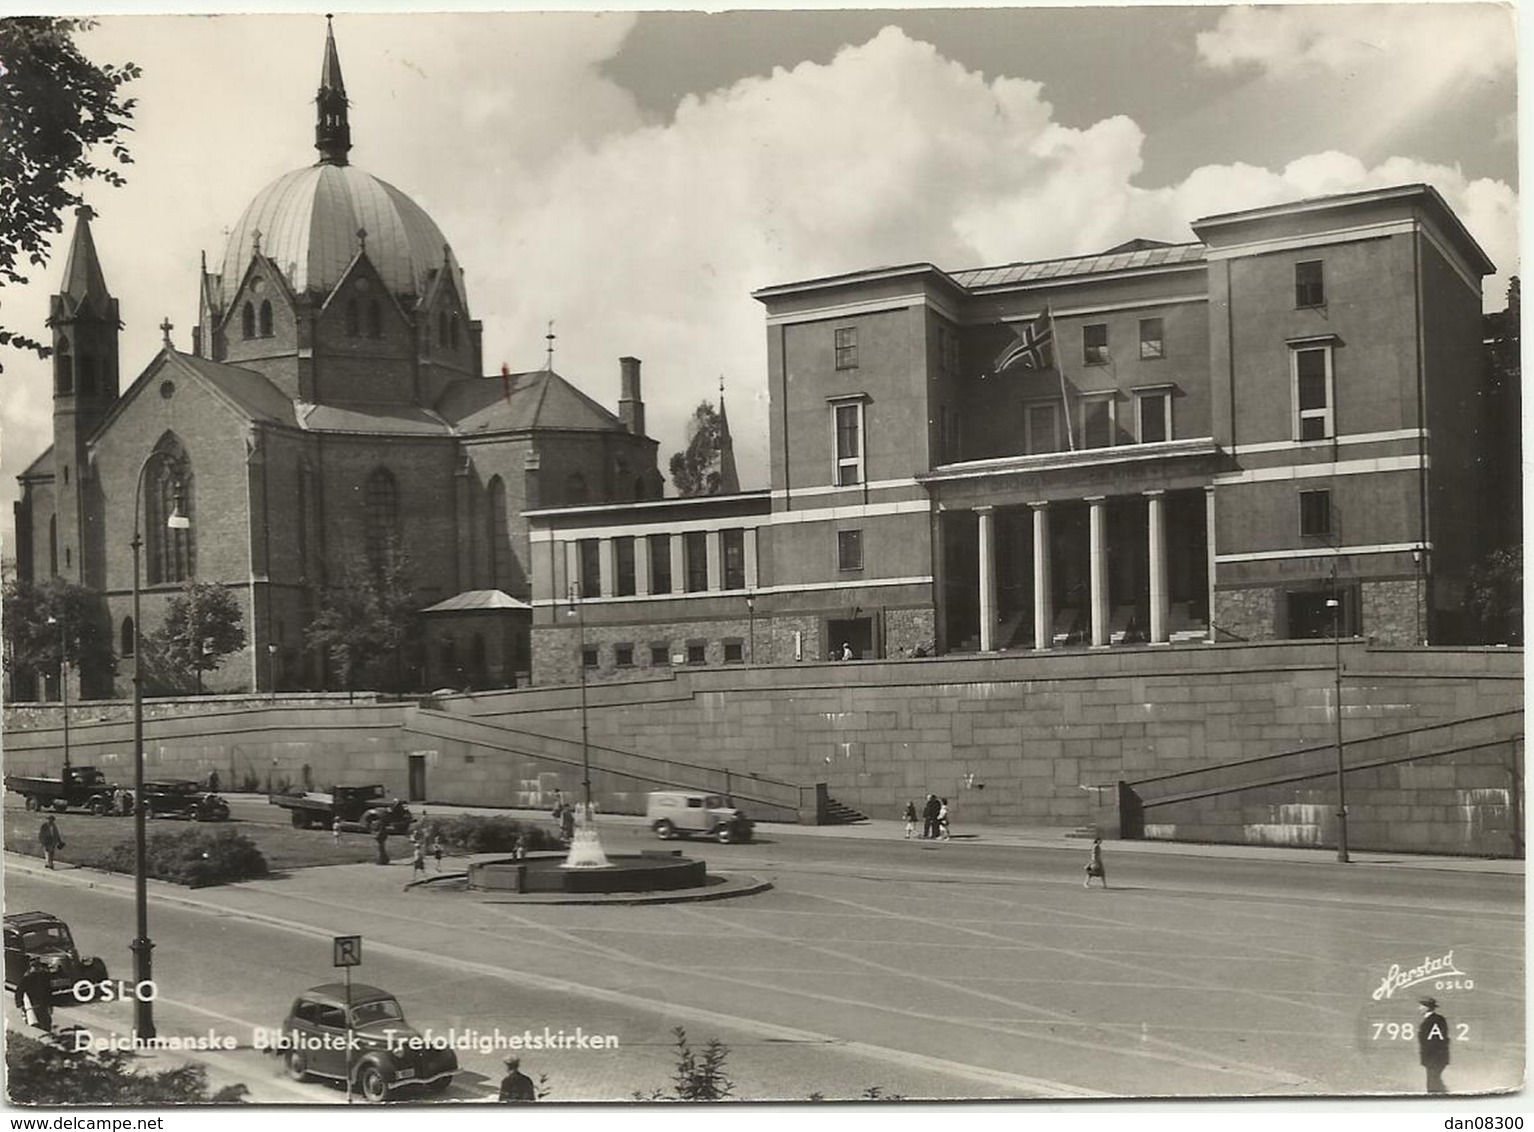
[4,810,1523,1103]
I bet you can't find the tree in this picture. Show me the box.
[1465,545,1522,645]
[305,545,419,694]
[147,581,247,694]
[668,401,725,497]
[0,18,139,368]
[1,577,115,698]
[6,1032,246,1104]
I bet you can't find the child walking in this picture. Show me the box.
[430,832,444,871]
[1084,838,1108,888]
[902,800,917,839]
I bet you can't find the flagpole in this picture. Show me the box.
[1049,306,1075,451]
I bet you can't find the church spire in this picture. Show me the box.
[315,15,351,166]
[58,205,111,317]
[715,376,741,494]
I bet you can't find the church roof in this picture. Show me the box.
[52,207,114,321]
[168,352,299,426]
[297,402,450,436]
[437,369,629,435]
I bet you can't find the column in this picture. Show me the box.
[744,527,759,589]
[669,533,685,596]
[1145,490,1168,644]
[634,534,651,596]
[597,538,615,599]
[1205,486,1218,643]
[705,530,722,591]
[1087,496,1109,647]
[976,506,997,651]
[1029,502,1052,650]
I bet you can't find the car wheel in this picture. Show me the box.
[290,810,309,829]
[653,819,674,840]
[23,796,38,812]
[285,1049,309,1082]
[52,800,68,813]
[364,814,382,835]
[89,799,108,817]
[84,958,108,983]
[717,826,734,844]
[356,1063,389,1103]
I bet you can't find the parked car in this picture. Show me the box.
[3,912,108,997]
[5,767,121,815]
[140,780,231,822]
[279,983,457,1102]
[270,785,412,833]
[645,791,754,843]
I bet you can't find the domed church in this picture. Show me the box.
[13,20,664,697]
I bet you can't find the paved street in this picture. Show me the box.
[4,808,1522,1103]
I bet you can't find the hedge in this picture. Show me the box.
[418,814,563,855]
[92,827,269,887]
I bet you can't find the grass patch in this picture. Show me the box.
[90,827,268,887]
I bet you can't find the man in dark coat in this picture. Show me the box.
[498,1055,537,1102]
[1418,997,1450,1093]
[15,959,54,1031]
[374,822,390,865]
[38,815,64,869]
[921,794,941,839]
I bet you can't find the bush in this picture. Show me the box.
[7,1031,248,1104]
[417,814,562,855]
[91,827,269,887]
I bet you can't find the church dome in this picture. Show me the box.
[218,163,465,310]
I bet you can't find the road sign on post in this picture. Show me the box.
[333,935,362,967]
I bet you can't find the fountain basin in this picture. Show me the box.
[467,851,707,895]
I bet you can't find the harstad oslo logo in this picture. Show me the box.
[1371,949,1472,1001]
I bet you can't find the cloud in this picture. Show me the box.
[1196,4,1515,83]
[1,16,1518,530]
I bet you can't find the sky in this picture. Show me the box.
[0,3,1520,528]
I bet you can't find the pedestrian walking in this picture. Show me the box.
[560,803,576,843]
[332,816,342,845]
[937,798,951,841]
[498,1055,537,1102]
[921,794,940,839]
[15,959,53,1031]
[902,800,918,839]
[430,832,444,871]
[207,769,220,793]
[1418,997,1450,1093]
[374,823,390,865]
[511,833,526,861]
[1083,838,1108,888]
[410,837,427,880]
[38,815,64,870]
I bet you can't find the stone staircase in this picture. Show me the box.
[821,795,869,825]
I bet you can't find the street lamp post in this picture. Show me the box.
[47,614,70,779]
[746,591,755,664]
[563,583,609,868]
[130,454,190,1039]
[1326,580,1349,865]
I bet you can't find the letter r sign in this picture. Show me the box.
[333,935,362,967]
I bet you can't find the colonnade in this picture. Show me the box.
[562,528,760,599]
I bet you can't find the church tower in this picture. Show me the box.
[47,205,119,585]
[315,15,351,165]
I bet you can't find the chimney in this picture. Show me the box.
[618,356,645,436]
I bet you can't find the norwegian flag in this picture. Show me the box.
[992,307,1054,373]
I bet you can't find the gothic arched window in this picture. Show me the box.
[241,303,255,339]
[565,472,588,505]
[486,476,508,588]
[54,340,72,395]
[345,300,360,337]
[259,300,273,337]
[121,617,135,658]
[146,440,194,585]
[363,467,399,565]
[49,515,58,576]
[366,300,381,338]
[449,314,461,350]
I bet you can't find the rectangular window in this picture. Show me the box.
[1081,396,1116,450]
[648,535,672,594]
[833,401,864,486]
[1025,401,1061,455]
[837,529,863,571]
[723,640,744,664]
[649,643,670,667]
[614,537,636,597]
[581,645,598,670]
[937,324,959,377]
[1292,346,1334,440]
[721,528,746,590]
[1299,489,1332,537]
[1295,261,1325,308]
[615,643,634,667]
[834,327,858,370]
[1136,389,1171,444]
[578,539,600,600]
[1139,318,1164,360]
[683,531,708,592]
[1083,323,1109,366]
[686,640,707,666]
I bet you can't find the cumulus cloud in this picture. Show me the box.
[1196,4,1515,83]
[1,16,1518,523]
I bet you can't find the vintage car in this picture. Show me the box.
[645,791,754,843]
[3,911,108,997]
[279,983,457,1102]
[140,780,231,821]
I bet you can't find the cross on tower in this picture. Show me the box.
[357,226,368,251]
[160,317,174,347]
[545,320,556,372]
